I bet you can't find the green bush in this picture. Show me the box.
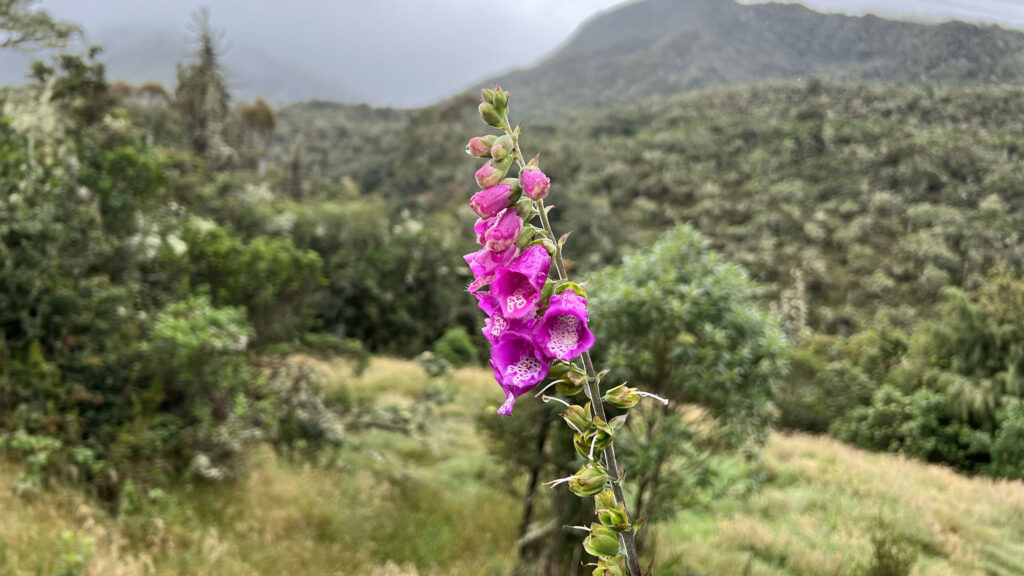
[432,326,478,367]
[590,224,789,523]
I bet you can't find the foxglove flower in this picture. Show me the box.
[536,290,595,361]
[473,217,488,244]
[491,331,550,415]
[476,292,537,345]
[491,245,550,319]
[464,245,517,292]
[470,184,515,219]
[521,168,550,201]
[481,208,522,252]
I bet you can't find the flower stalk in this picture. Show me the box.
[463,86,649,575]
[502,101,643,576]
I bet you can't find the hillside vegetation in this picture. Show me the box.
[479,0,1024,118]
[2,358,1023,576]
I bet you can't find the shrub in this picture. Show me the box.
[432,326,478,367]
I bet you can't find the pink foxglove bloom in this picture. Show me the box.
[521,168,550,201]
[464,245,517,292]
[473,217,488,244]
[482,208,522,252]
[490,332,550,415]
[491,245,551,319]
[477,292,538,345]
[536,291,595,361]
[470,184,514,219]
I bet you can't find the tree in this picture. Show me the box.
[589,224,789,550]
[174,8,233,166]
[0,0,77,51]
[239,98,275,176]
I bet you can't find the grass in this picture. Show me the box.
[656,434,1024,576]
[2,357,1023,575]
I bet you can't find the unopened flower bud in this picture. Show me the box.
[490,135,514,160]
[466,135,496,158]
[592,556,626,576]
[481,88,496,105]
[500,177,522,193]
[603,383,640,409]
[475,156,514,188]
[583,523,621,558]
[562,404,592,433]
[516,225,541,249]
[479,102,504,128]
[520,167,550,201]
[492,88,508,110]
[470,184,519,219]
[568,465,607,497]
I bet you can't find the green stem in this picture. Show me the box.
[502,112,644,576]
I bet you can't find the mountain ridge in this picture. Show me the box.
[477,0,1024,117]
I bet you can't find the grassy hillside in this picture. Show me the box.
[2,358,1022,575]
[479,0,1024,118]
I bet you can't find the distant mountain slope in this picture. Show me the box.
[0,25,362,104]
[480,0,1024,116]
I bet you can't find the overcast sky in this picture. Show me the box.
[38,0,1024,106]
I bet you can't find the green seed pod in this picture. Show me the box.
[548,361,571,380]
[595,489,629,530]
[568,465,607,497]
[603,383,640,410]
[583,523,621,558]
[555,378,585,397]
[562,404,592,433]
[592,555,626,576]
[595,488,617,511]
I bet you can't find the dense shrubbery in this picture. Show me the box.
[832,272,1024,478]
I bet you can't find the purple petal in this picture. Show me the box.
[536,291,595,361]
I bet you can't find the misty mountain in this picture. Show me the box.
[0,25,362,104]
[479,0,1024,117]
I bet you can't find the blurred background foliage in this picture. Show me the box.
[2,0,1024,574]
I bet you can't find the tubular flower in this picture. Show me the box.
[464,245,517,292]
[475,292,537,345]
[520,168,550,201]
[491,245,551,319]
[491,331,550,415]
[481,208,522,252]
[535,290,595,361]
[470,184,515,219]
